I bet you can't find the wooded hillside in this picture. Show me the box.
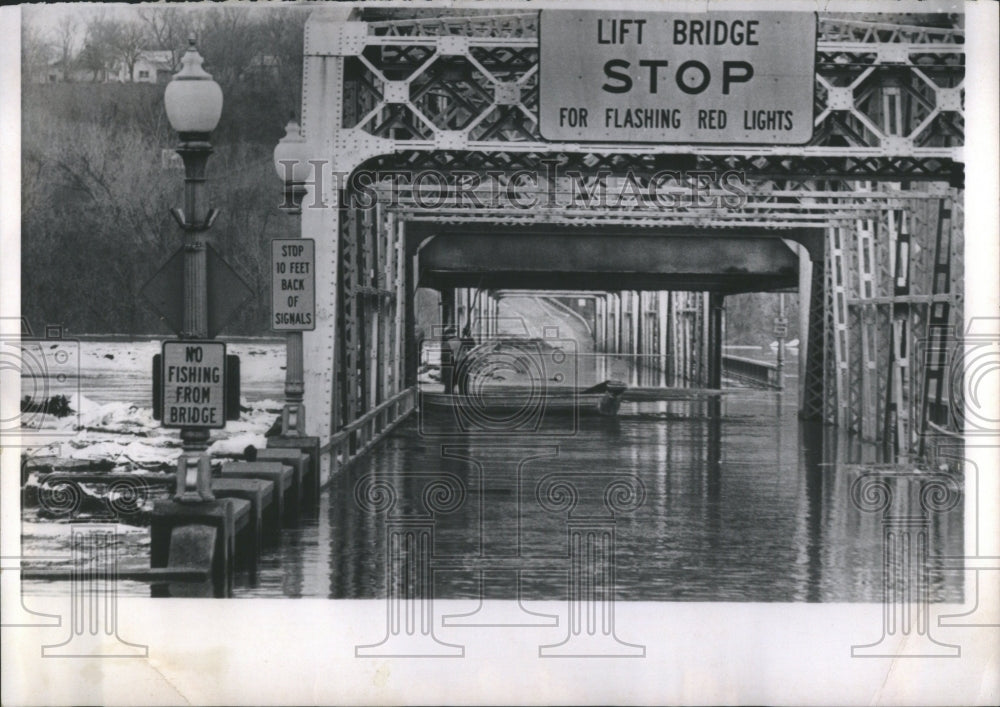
[21,6,308,336]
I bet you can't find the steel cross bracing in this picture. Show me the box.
[303,11,963,179]
[360,173,950,230]
[296,8,966,468]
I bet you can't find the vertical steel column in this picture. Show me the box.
[604,293,612,366]
[375,209,385,414]
[631,291,641,386]
[884,209,912,462]
[824,250,840,425]
[394,216,406,399]
[690,293,700,386]
[403,229,418,389]
[699,292,710,387]
[480,291,488,338]
[919,197,956,446]
[776,293,785,389]
[666,292,675,384]
[658,291,669,386]
[440,289,456,394]
[300,9,353,470]
[382,209,394,406]
[674,293,687,385]
[361,201,376,439]
[595,296,603,349]
[906,198,932,443]
[342,206,360,442]
[828,225,852,428]
[798,246,811,411]
[856,214,880,440]
[374,207,389,436]
[800,256,826,421]
[615,292,624,355]
[844,210,864,434]
[459,288,468,334]
[707,293,724,389]
[948,194,964,343]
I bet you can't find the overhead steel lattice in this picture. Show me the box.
[355,158,953,229]
[303,11,965,183]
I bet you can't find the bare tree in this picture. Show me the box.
[79,13,120,82]
[140,6,194,72]
[258,8,310,113]
[21,19,52,83]
[112,20,148,81]
[53,15,78,75]
[194,6,262,87]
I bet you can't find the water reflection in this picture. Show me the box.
[236,390,963,602]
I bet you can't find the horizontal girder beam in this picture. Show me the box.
[417,232,800,293]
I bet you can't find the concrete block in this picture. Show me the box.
[255,449,309,510]
[211,478,274,563]
[267,436,322,496]
[151,498,248,597]
[221,461,294,525]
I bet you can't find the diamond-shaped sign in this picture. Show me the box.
[141,244,254,337]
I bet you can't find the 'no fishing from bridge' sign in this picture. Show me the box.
[539,10,816,144]
[158,341,227,429]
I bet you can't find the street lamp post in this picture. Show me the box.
[164,38,224,503]
[273,116,311,435]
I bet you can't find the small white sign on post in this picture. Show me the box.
[539,10,816,144]
[271,239,316,331]
[161,341,227,429]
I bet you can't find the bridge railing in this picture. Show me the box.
[326,386,418,476]
[722,355,783,390]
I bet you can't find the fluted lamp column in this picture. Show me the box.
[164,37,223,502]
[273,116,311,434]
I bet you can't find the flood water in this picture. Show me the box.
[236,389,964,602]
[21,344,964,603]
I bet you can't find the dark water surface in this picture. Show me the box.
[235,390,964,602]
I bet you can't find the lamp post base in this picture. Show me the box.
[174,453,215,503]
[280,403,306,437]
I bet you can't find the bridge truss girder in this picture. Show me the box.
[296,7,965,472]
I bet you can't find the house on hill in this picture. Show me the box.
[29,57,92,84]
[118,50,175,83]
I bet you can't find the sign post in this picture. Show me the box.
[271,238,316,435]
[539,11,816,144]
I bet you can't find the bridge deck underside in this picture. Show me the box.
[418,233,799,293]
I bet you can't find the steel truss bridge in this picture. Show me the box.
[291,7,965,478]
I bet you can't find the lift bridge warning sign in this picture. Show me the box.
[539,10,816,144]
